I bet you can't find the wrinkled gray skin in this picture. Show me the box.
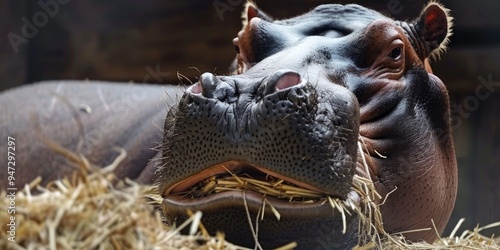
[0,82,180,186]
[158,2,457,249]
[0,2,457,250]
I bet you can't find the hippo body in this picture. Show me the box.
[0,2,457,249]
[0,82,183,185]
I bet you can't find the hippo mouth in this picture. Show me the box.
[161,160,366,248]
[162,161,360,218]
[160,154,371,249]
[166,161,330,198]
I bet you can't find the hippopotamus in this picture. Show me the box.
[0,1,457,249]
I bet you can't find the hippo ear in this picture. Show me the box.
[413,2,453,60]
[242,1,273,27]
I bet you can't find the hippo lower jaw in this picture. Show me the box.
[163,192,361,248]
[161,160,364,248]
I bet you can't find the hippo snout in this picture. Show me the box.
[162,69,359,197]
[159,69,361,248]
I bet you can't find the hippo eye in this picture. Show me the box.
[388,47,402,60]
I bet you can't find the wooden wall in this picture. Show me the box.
[0,0,498,236]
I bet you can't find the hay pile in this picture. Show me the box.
[0,147,499,249]
[0,149,242,250]
[381,220,500,250]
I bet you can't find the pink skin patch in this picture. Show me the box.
[191,82,202,94]
[275,72,301,90]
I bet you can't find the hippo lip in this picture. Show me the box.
[163,191,357,220]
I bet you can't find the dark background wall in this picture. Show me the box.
[0,0,498,237]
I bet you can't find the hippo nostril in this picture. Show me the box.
[276,72,301,90]
[265,69,302,95]
[198,72,218,98]
[191,82,203,94]
[194,72,237,103]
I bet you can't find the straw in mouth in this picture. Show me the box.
[171,164,333,203]
[164,161,335,198]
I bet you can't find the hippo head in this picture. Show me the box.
[157,2,457,248]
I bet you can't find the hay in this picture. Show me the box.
[0,149,247,250]
[381,219,500,250]
[0,144,498,249]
